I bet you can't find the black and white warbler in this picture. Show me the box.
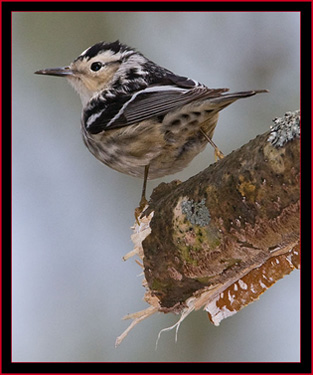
[35,40,267,210]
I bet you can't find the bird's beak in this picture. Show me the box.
[34,66,74,77]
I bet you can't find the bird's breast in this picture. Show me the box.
[81,109,219,179]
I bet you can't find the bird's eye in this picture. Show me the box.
[90,62,103,72]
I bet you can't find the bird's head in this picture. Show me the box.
[35,41,147,106]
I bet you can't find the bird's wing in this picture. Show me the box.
[107,86,228,128]
[84,81,229,134]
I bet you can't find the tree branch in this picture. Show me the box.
[117,110,300,345]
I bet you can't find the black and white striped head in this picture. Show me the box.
[35,41,154,106]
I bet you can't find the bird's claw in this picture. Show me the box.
[135,196,149,225]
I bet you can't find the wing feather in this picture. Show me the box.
[85,83,228,133]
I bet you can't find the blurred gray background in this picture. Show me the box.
[13,12,300,362]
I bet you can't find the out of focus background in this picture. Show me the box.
[12,12,300,362]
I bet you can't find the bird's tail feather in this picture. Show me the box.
[211,89,268,105]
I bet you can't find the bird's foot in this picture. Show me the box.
[135,196,149,225]
[214,146,224,161]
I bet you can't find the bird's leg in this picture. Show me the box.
[200,128,224,160]
[135,165,150,224]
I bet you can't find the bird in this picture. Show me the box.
[35,40,267,215]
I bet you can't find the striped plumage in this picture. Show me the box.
[35,41,267,184]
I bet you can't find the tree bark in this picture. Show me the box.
[117,110,300,345]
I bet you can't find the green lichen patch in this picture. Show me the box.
[181,198,211,227]
[171,197,223,278]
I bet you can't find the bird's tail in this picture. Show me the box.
[210,89,269,105]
